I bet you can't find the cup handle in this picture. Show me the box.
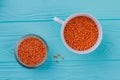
[53,17,64,24]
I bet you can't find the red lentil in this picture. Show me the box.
[54,56,58,58]
[56,60,59,63]
[18,37,47,67]
[62,57,64,60]
[64,16,98,51]
[58,54,61,56]
[53,54,64,63]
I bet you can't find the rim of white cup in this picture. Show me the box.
[14,34,48,68]
[61,13,103,54]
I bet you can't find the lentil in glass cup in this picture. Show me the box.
[14,34,47,68]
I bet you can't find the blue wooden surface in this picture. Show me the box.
[0,0,120,80]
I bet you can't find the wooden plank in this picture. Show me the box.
[0,20,119,62]
[0,61,120,80]
[0,0,120,22]
[0,0,120,79]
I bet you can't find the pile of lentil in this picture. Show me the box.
[53,54,64,63]
[17,36,47,67]
[64,16,98,51]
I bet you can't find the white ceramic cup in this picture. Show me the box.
[53,13,103,54]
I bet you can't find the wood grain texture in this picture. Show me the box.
[0,0,120,80]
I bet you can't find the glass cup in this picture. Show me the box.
[14,34,48,68]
